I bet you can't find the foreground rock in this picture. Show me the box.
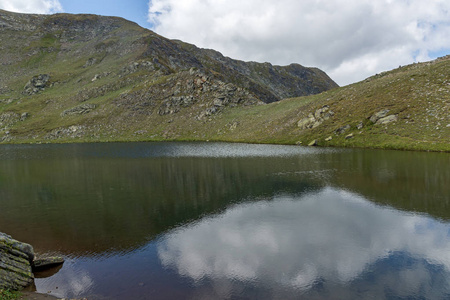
[33,257,65,271]
[0,233,64,291]
[0,233,34,290]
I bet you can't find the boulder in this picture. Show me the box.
[20,112,29,121]
[61,103,97,117]
[376,114,398,125]
[23,74,50,95]
[91,72,111,82]
[314,106,332,120]
[369,109,390,123]
[308,139,317,146]
[335,125,351,135]
[297,113,316,129]
[298,105,334,130]
[0,233,34,290]
[83,57,97,68]
[33,257,64,271]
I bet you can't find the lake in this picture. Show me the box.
[0,142,449,299]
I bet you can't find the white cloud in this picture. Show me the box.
[148,0,450,85]
[0,0,63,14]
[158,187,450,298]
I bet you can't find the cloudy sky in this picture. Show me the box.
[0,0,449,85]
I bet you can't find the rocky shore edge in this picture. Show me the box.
[0,233,65,298]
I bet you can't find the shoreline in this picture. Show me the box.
[0,138,449,153]
[19,291,59,300]
[19,291,87,300]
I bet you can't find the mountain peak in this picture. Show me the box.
[0,10,344,145]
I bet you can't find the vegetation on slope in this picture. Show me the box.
[212,56,450,152]
[0,10,448,151]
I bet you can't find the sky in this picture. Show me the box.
[0,0,449,86]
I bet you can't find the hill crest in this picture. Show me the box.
[0,9,448,152]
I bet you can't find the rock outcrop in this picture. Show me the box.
[369,109,390,123]
[369,109,398,125]
[23,74,50,95]
[335,125,351,135]
[0,112,21,127]
[0,9,338,107]
[61,103,97,116]
[0,233,34,290]
[376,114,398,125]
[33,257,65,271]
[0,233,65,291]
[298,105,334,129]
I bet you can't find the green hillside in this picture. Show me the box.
[0,10,448,151]
[216,56,450,151]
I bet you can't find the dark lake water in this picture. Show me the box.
[0,142,449,299]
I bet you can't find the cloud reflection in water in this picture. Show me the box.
[158,187,450,298]
[35,259,94,299]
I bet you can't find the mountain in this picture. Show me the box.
[0,9,336,141]
[0,10,448,151]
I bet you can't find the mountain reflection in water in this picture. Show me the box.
[0,142,448,299]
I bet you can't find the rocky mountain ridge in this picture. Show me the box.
[0,9,448,151]
[0,9,340,144]
[0,9,337,101]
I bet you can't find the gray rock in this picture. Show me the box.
[158,96,195,115]
[298,105,334,130]
[20,112,29,121]
[61,103,97,116]
[228,121,239,131]
[0,233,34,290]
[33,257,64,271]
[44,126,85,140]
[356,121,364,130]
[23,74,50,95]
[121,61,155,76]
[335,125,351,135]
[314,105,331,120]
[0,112,20,127]
[345,133,354,139]
[213,98,225,107]
[369,109,390,123]
[297,113,316,129]
[83,57,97,68]
[91,72,111,82]
[376,114,398,125]
[92,74,101,82]
[308,139,317,146]
[205,106,219,116]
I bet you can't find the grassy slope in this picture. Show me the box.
[71,56,448,152]
[0,11,448,151]
[212,56,450,152]
[1,56,449,152]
